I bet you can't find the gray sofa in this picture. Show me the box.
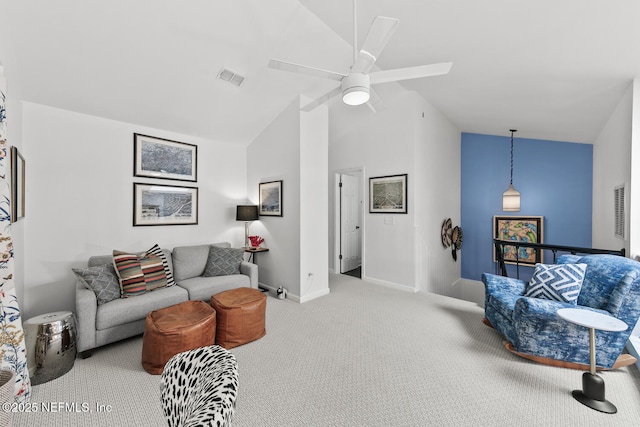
[75,243,257,357]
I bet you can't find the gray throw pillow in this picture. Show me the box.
[73,263,121,305]
[202,246,244,277]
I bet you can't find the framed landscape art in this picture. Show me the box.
[493,215,544,265]
[134,133,197,182]
[133,183,198,226]
[369,174,407,214]
[259,180,282,216]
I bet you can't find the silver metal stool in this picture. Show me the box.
[24,311,77,385]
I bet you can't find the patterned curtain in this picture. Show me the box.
[0,71,31,402]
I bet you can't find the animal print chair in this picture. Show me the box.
[161,345,238,427]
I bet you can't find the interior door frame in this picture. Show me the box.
[334,167,365,277]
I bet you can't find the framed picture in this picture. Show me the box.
[133,183,198,226]
[259,180,282,217]
[133,133,197,182]
[369,174,407,214]
[493,216,544,265]
[10,146,25,222]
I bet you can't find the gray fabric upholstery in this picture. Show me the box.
[178,274,250,301]
[75,242,257,355]
[171,244,210,281]
[96,286,188,330]
[76,281,98,353]
[172,242,230,282]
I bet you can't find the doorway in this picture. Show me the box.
[335,169,363,279]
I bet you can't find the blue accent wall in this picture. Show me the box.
[461,132,593,281]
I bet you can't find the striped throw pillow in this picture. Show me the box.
[113,244,171,297]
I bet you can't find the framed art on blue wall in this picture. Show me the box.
[493,216,544,265]
[134,133,197,182]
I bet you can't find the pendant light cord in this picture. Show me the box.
[509,129,517,185]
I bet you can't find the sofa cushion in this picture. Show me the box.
[73,263,121,305]
[172,242,231,282]
[177,275,250,301]
[96,285,189,330]
[202,246,244,277]
[524,263,587,304]
[113,244,172,297]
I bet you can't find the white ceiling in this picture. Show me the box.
[2,0,640,145]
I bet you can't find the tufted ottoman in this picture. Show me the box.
[210,287,266,349]
[142,300,217,374]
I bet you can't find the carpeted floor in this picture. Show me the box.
[14,274,640,426]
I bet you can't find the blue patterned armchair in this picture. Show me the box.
[482,254,640,369]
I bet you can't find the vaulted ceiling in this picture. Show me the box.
[2,0,639,145]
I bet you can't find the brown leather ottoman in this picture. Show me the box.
[210,287,266,349]
[142,300,216,374]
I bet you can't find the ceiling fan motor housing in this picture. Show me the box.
[342,73,370,105]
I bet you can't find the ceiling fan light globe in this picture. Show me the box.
[341,73,370,106]
[342,87,370,105]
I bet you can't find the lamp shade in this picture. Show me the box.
[502,184,521,211]
[236,205,258,221]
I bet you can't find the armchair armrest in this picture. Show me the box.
[75,280,97,353]
[240,261,258,288]
[482,273,527,296]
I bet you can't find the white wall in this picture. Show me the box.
[299,98,329,302]
[247,96,329,302]
[329,91,462,296]
[21,102,248,319]
[592,83,632,254]
[247,99,301,296]
[413,95,462,297]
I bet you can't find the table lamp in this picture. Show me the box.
[236,205,259,248]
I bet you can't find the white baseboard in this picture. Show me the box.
[362,276,417,293]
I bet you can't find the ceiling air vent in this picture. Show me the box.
[614,184,626,239]
[217,68,245,87]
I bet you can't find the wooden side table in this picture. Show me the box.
[244,246,269,264]
[557,308,627,414]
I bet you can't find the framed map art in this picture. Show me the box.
[134,133,197,182]
[133,183,198,226]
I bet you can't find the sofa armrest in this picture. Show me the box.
[240,261,258,288]
[482,273,527,296]
[75,280,98,353]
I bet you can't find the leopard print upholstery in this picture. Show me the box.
[161,345,238,427]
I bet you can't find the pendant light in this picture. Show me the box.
[502,129,520,211]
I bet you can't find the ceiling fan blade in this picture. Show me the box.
[268,59,345,82]
[352,16,399,73]
[370,62,453,84]
[301,86,342,112]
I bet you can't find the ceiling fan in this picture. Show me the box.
[268,0,453,112]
